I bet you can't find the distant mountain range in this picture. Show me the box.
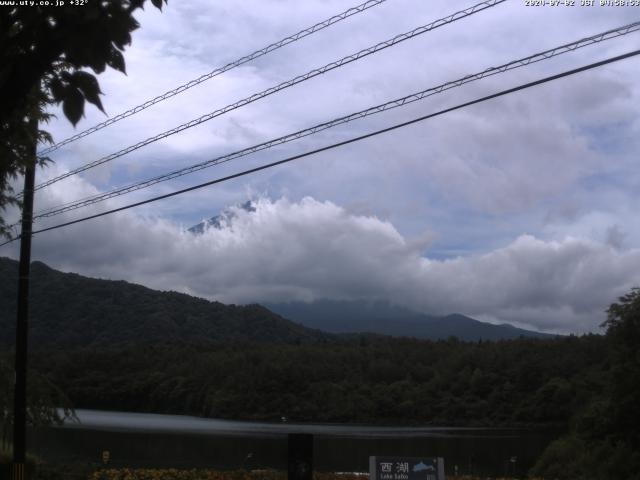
[186,205,553,341]
[0,257,553,350]
[265,299,555,341]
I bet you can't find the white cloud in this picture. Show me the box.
[3,193,639,334]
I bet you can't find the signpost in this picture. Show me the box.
[369,457,445,480]
[288,433,313,480]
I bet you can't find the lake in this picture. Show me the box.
[28,409,561,477]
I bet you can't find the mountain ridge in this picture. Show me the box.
[265,299,555,340]
[0,257,331,350]
[0,257,554,349]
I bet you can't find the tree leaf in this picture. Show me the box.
[37,129,54,145]
[71,70,104,113]
[108,17,133,50]
[106,48,126,74]
[62,86,84,126]
[48,77,66,103]
[150,0,164,11]
[0,0,167,225]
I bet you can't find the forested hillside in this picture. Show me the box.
[3,257,632,478]
[0,257,554,350]
[0,256,609,429]
[0,257,330,348]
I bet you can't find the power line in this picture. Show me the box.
[31,20,640,220]
[37,0,391,157]
[27,0,505,194]
[0,48,634,246]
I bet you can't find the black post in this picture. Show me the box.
[287,433,313,480]
[12,118,37,480]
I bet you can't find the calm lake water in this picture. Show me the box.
[28,409,561,476]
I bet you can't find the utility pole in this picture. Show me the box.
[12,117,37,480]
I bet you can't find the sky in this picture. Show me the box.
[2,0,640,334]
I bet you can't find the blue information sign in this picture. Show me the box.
[369,456,444,480]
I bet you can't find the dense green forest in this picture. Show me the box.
[3,256,607,428]
[0,359,73,453]
[530,288,640,480]
[19,335,606,427]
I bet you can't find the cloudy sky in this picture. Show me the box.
[3,0,640,334]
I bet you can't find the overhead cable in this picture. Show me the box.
[28,0,505,194]
[0,48,633,246]
[32,20,640,219]
[37,0,392,156]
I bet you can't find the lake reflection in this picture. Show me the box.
[28,409,561,476]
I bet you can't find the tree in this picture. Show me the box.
[0,0,167,238]
[0,358,74,452]
[531,287,640,480]
[601,287,640,449]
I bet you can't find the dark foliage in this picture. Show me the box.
[0,0,167,238]
[0,257,331,349]
[531,287,640,480]
[22,334,607,427]
[0,256,611,429]
[0,357,74,452]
